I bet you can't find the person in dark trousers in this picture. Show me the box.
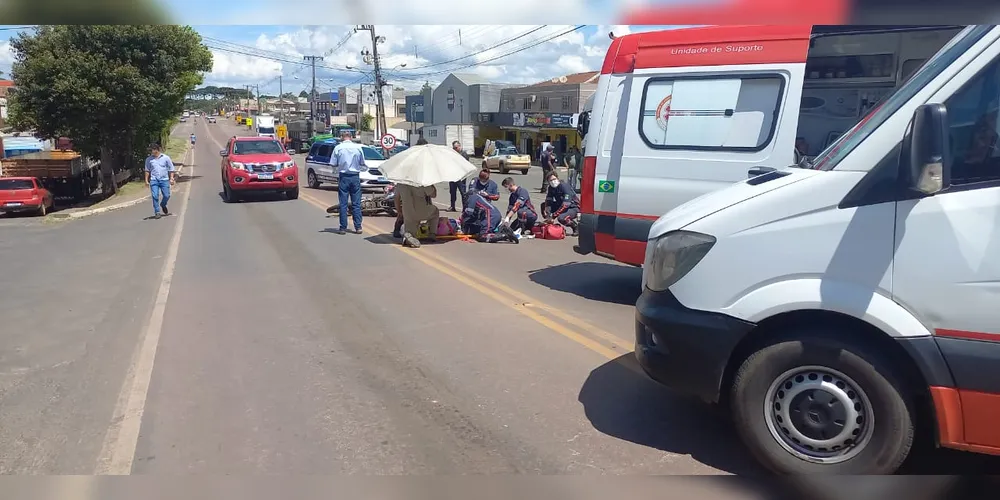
[467,167,499,204]
[448,140,469,212]
[539,144,555,192]
[542,172,580,233]
[331,130,368,234]
[462,192,517,243]
[566,145,582,192]
[501,177,538,233]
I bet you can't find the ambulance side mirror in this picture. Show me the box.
[908,103,951,195]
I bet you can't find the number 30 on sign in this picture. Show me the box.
[380,134,396,149]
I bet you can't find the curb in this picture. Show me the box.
[52,194,153,219]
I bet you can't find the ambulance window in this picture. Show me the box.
[945,55,1000,185]
[639,75,784,152]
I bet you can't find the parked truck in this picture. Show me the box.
[422,125,475,154]
[285,119,327,153]
[0,148,99,201]
[255,114,276,139]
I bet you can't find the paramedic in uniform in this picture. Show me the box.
[462,192,517,243]
[501,177,538,233]
[467,167,500,204]
[542,172,580,232]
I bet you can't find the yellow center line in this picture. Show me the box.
[299,191,627,361]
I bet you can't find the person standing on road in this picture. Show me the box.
[144,143,176,220]
[566,145,582,192]
[331,129,368,234]
[448,140,469,212]
[539,144,555,193]
[190,133,196,147]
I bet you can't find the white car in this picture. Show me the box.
[304,141,392,191]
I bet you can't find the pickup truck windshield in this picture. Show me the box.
[814,25,991,171]
[234,140,283,155]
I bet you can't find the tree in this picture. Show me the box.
[0,0,167,24]
[298,90,308,98]
[8,26,212,195]
[421,81,432,93]
[360,113,373,132]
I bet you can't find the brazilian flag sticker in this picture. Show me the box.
[598,180,615,193]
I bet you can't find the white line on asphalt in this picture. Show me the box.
[93,137,195,475]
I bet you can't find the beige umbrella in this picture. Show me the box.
[379,143,476,187]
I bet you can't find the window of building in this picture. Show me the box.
[561,96,571,110]
[944,55,1000,186]
[639,75,784,151]
[521,98,531,110]
[541,96,549,110]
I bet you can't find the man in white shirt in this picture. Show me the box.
[331,130,368,234]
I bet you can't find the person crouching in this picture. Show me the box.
[542,172,580,233]
[462,192,518,243]
[396,182,439,248]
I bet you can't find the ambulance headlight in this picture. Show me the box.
[644,231,715,292]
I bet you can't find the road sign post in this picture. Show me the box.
[380,133,396,151]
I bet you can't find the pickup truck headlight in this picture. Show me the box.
[644,231,715,292]
[281,161,295,170]
[230,161,246,171]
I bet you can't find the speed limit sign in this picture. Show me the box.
[380,134,396,150]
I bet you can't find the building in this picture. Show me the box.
[427,73,523,154]
[402,94,425,139]
[0,80,15,128]
[479,71,598,160]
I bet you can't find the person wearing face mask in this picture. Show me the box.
[467,167,499,204]
[542,172,580,233]
[500,177,538,234]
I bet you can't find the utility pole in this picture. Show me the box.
[356,25,387,141]
[278,75,283,122]
[254,84,260,116]
[303,55,324,137]
[244,84,252,114]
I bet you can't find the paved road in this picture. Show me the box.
[0,118,997,475]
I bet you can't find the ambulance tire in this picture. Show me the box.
[730,328,915,475]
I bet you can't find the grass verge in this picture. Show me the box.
[164,136,187,161]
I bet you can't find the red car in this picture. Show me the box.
[220,136,298,202]
[0,177,55,215]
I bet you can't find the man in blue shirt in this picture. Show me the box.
[144,143,176,219]
[331,130,368,233]
[467,167,499,205]
[501,177,538,233]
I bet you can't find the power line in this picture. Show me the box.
[394,25,587,81]
[399,26,548,72]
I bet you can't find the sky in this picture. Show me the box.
[0,25,679,96]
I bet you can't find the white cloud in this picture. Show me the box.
[0,40,14,72]
[200,25,671,93]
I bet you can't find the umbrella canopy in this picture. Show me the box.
[379,143,476,187]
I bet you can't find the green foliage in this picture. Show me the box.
[421,81,432,93]
[0,0,168,24]
[298,90,308,98]
[360,113,373,132]
[7,25,212,193]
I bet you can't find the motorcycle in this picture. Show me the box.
[325,183,398,217]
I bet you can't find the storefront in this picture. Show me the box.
[474,112,581,162]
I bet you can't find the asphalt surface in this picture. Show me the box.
[0,118,997,475]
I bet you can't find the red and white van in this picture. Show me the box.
[575,25,962,266]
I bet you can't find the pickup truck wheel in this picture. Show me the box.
[499,162,508,174]
[223,182,240,203]
[730,328,915,474]
[521,168,529,175]
[307,169,320,188]
[286,186,299,200]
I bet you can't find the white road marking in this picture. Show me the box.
[94,138,196,475]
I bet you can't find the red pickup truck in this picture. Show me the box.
[220,136,298,203]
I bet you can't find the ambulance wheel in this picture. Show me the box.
[730,328,915,474]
